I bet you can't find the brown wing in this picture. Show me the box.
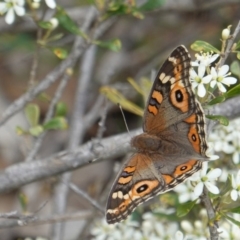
[106,153,165,224]
[142,45,208,157]
[106,152,203,224]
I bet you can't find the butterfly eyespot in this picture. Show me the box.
[192,134,197,142]
[137,184,148,193]
[180,166,188,171]
[175,90,183,102]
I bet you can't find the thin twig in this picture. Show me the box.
[203,21,240,240]
[67,182,104,214]
[218,20,240,67]
[51,8,98,240]
[201,187,219,240]
[28,29,41,90]
[0,7,98,127]
[0,211,94,229]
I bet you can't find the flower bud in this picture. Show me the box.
[49,18,59,30]
[222,28,230,40]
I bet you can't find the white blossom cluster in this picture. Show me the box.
[91,207,240,239]
[190,52,237,98]
[209,118,240,201]
[0,0,56,24]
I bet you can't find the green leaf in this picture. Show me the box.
[94,39,121,52]
[225,84,240,98]
[235,40,240,50]
[228,206,240,214]
[237,52,240,60]
[208,84,240,106]
[25,104,40,127]
[230,61,240,77]
[29,125,44,136]
[191,41,220,53]
[38,92,51,102]
[103,2,144,20]
[47,33,64,43]
[18,193,28,212]
[177,200,196,217]
[208,95,226,106]
[206,115,229,126]
[55,102,68,117]
[38,21,53,29]
[43,117,68,130]
[52,47,68,59]
[55,6,88,40]
[100,86,144,116]
[224,214,240,226]
[139,0,165,11]
[15,126,27,135]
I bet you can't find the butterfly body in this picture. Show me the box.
[106,45,209,224]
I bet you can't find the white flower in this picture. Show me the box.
[190,64,212,97]
[174,230,184,240]
[45,0,56,9]
[142,212,178,239]
[193,162,222,197]
[31,0,56,9]
[192,52,219,67]
[209,128,235,154]
[231,130,240,164]
[210,65,237,92]
[180,220,209,239]
[91,218,141,240]
[0,0,25,24]
[231,170,240,201]
[205,142,219,160]
[174,181,198,203]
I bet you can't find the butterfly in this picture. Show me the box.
[106,45,209,224]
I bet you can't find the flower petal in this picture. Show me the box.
[175,231,184,240]
[45,0,56,9]
[198,64,206,78]
[205,182,219,194]
[219,65,229,76]
[5,8,15,24]
[221,76,237,85]
[202,75,212,84]
[233,152,240,164]
[201,162,208,177]
[231,189,238,201]
[210,79,216,88]
[0,3,7,13]
[190,69,197,79]
[191,81,198,89]
[194,182,204,197]
[14,5,25,16]
[209,54,219,63]
[217,82,226,92]
[197,83,206,97]
[191,61,199,67]
[211,67,217,78]
[207,168,222,180]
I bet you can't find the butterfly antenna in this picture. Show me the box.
[118,103,130,134]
